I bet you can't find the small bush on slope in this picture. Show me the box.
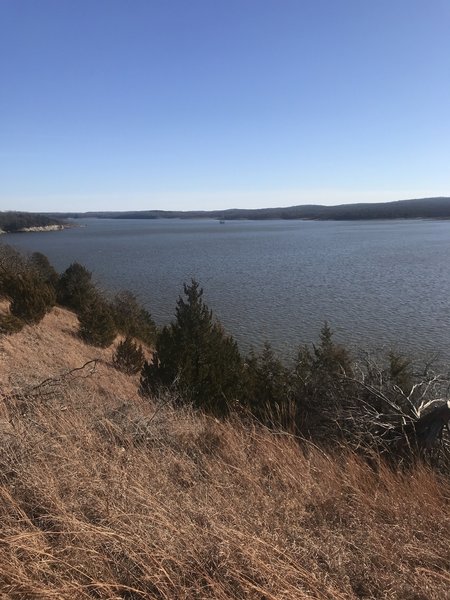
[111,290,157,345]
[0,313,25,335]
[57,262,96,313]
[113,335,145,374]
[292,322,355,438]
[78,297,117,348]
[244,342,294,428]
[0,245,55,326]
[3,271,56,324]
[28,251,59,290]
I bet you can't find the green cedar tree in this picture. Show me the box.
[78,297,117,347]
[140,280,242,415]
[113,336,145,374]
[111,290,156,345]
[57,262,96,312]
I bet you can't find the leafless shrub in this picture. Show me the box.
[338,356,450,468]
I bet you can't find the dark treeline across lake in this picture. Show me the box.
[4,218,450,365]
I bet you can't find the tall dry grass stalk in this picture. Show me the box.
[0,307,449,598]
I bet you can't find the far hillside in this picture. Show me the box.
[47,196,450,221]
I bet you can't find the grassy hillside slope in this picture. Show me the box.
[0,306,449,599]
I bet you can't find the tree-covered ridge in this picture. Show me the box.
[0,211,63,232]
[48,196,450,221]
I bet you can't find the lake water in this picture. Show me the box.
[4,218,450,365]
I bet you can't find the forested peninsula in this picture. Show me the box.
[0,211,64,233]
[48,196,450,221]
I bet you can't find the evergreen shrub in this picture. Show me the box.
[0,313,25,335]
[57,262,96,313]
[78,298,117,347]
[111,290,156,345]
[29,252,59,289]
[140,280,242,415]
[6,272,56,324]
[113,336,145,375]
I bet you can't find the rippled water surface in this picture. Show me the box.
[5,218,450,363]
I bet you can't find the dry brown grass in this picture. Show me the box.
[1,307,449,599]
[0,302,139,398]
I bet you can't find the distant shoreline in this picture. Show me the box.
[16,224,66,233]
[46,196,450,222]
[0,224,69,235]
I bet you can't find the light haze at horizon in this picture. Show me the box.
[1,0,450,213]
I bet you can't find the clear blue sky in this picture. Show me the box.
[1,0,450,212]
